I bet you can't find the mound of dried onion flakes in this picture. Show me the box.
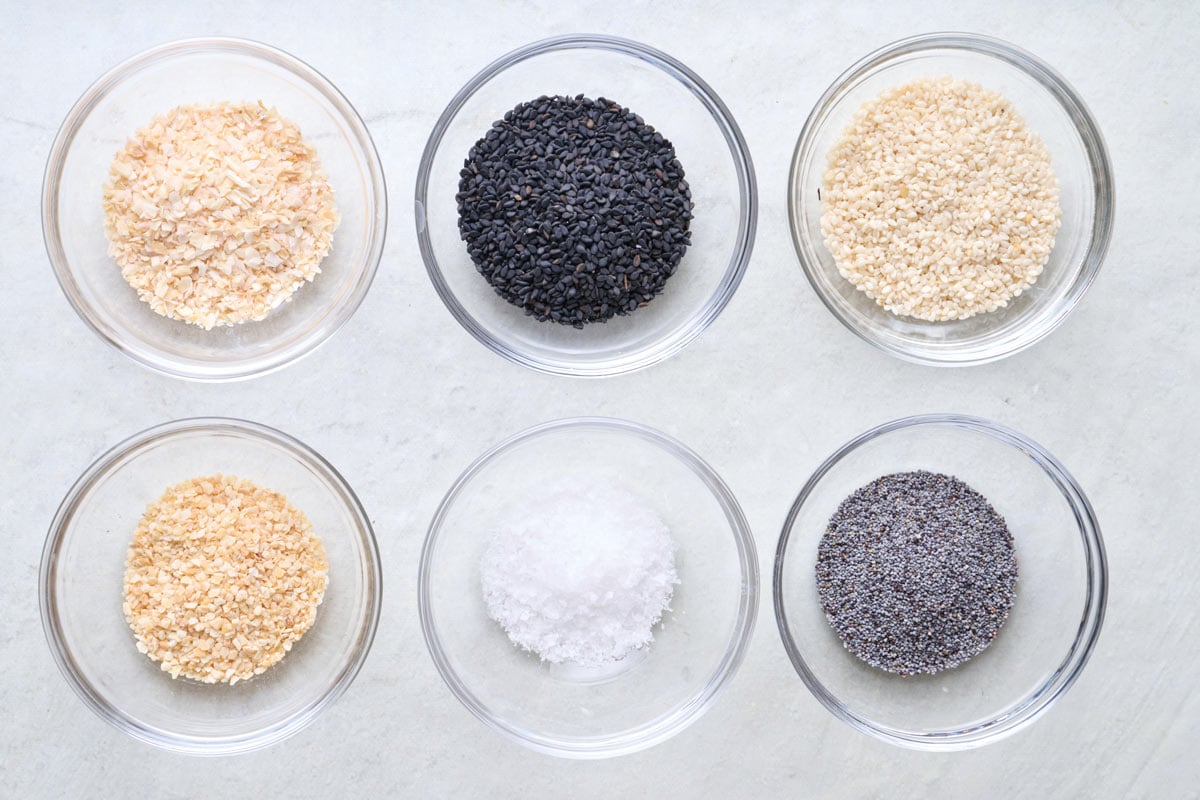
[103,101,339,329]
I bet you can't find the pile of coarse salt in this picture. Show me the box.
[480,479,679,667]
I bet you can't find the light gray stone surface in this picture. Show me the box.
[1,1,1196,796]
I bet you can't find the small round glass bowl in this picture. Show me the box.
[774,414,1107,750]
[42,38,387,381]
[419,417,758,757]
[789,33,1114,366]
[39,418,382,755]
[416,34,757,377]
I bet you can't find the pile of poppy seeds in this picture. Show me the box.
[815,471,1018,676]
[456,95,693,326]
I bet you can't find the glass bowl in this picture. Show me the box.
[789,33,1114,366]
[42,38,387,381]
[415,34,757,377]
[774,414,1107,750]
[419,417,759,757]
[39,418,382,755]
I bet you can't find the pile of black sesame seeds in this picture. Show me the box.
[815,470,1018,676]
[456,95,693,327]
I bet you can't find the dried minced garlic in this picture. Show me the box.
[102,101,339,329]
[122,474,329,684]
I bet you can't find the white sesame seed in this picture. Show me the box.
[820,77,1061,322]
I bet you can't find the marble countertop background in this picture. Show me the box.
[2,1,1196,797]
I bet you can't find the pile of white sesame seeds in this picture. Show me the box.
[820,76,1061,322]
[122,474,329,684]
[103,101,339,329]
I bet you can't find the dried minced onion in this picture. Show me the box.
[102,101,339,329]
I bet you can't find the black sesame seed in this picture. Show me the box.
[456,95,693,327]
[814,470,1018,676]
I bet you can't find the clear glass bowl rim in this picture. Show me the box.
[787,31,1115,366]
[39,416,384,755]
[41,36,389,382]
[418,416,760,758]
[414,33,758,378]
[772,413,1108,750]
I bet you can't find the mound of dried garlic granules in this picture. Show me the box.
[122,474,329,684]
[103,101,339,329]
